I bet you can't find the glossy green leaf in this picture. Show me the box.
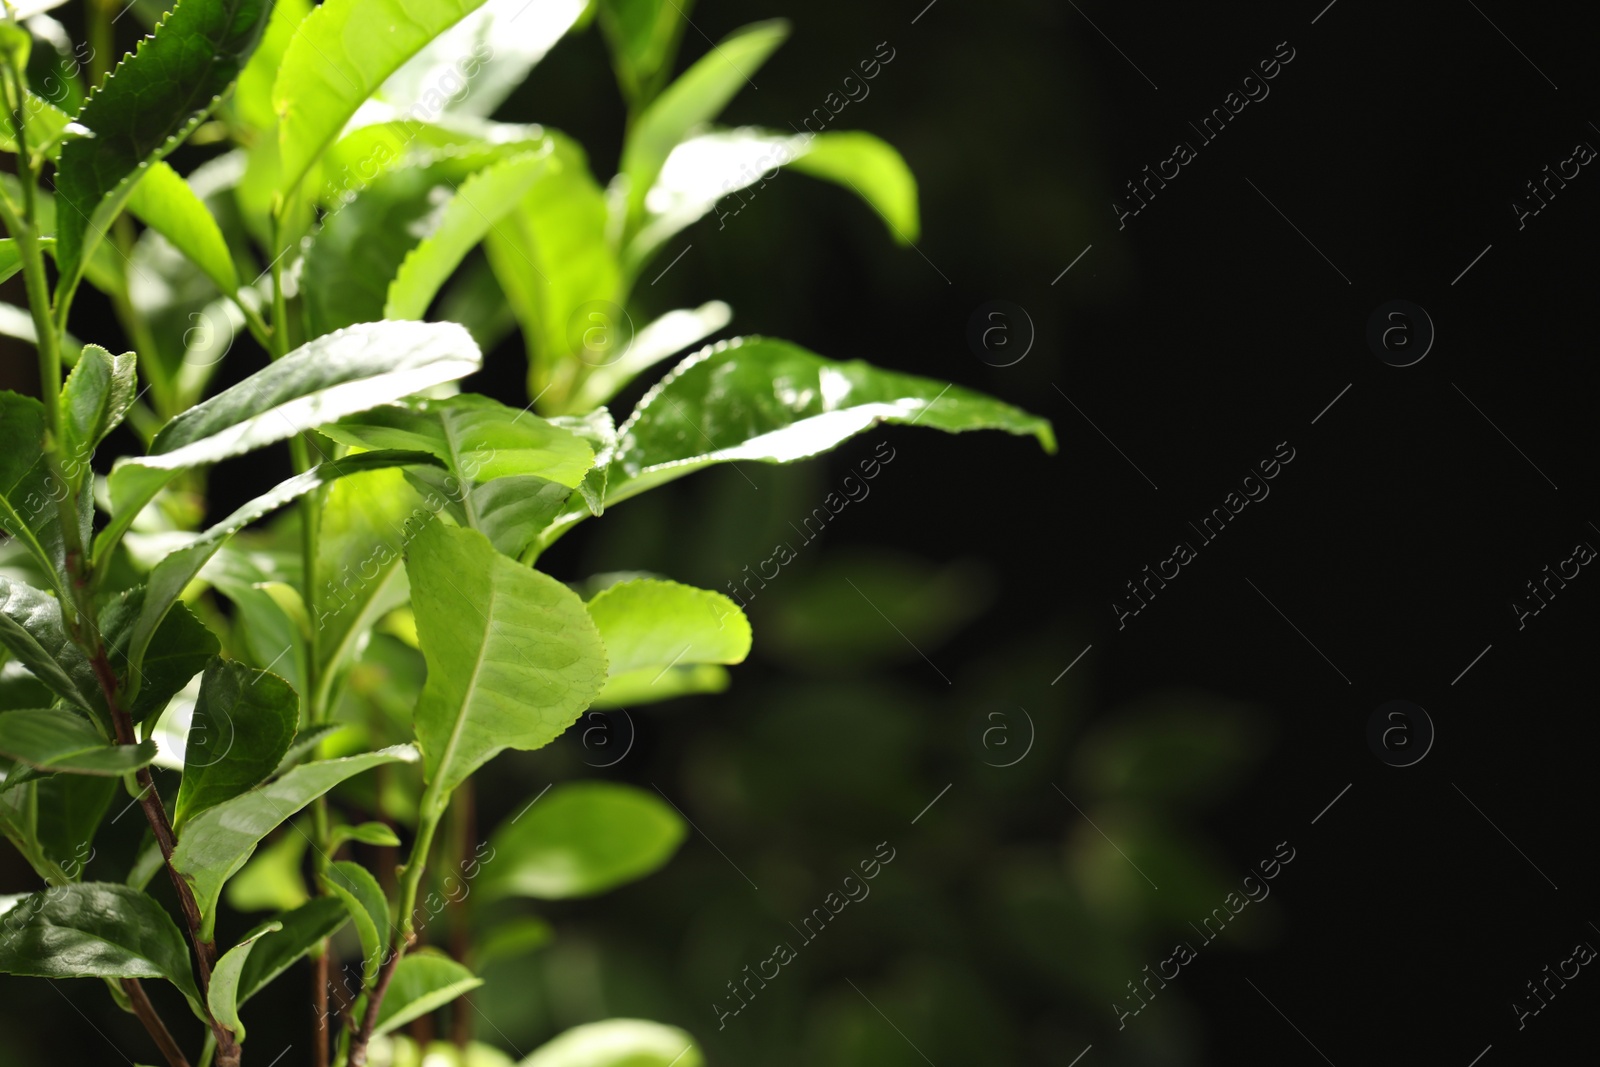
[517,1019,703,1067]
[53,0,271,301]
[125,161,241,296]
[788,130,920,242]
[466,475,573,560]
[99,591,220,725]
[98,320,478,565]
[379,0,588,120]
[234,896,348,1006]
[323,860,388,980]
[620,20,789,226]
[0,882,200,1014]
[483,781,685,900]
[325,395,595,498]
[586,579,749,706]
[0,577,97,715]
[0,91,73,163]
[121,451,446,705]
[33,773,116,879]
[597,0,695,106]
[170,745,418,940]
[272,724,346,776]
[384,149,555,322]
[318,116,547,203]
[273,0,493,198]
[172,660,299,831]
[405,522,607,806]
[58,345,137,472]
[208,920,281,1042]
[372,950,482,1037]
[0,709,155,775]
[568,301,731,412]
[604,337,1057,507]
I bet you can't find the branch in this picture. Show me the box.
[121,977,193,1067]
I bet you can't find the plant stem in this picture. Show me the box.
[91,645,239,1064]
[122,977,194,1067]
[348,792,447,1066]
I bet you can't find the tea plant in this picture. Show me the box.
[0,0,1054,1064]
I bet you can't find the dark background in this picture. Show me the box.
[5,1,1599,1064]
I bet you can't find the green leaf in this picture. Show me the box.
[222,827,309,914]
[98,318,478,569]
[483,781,685,900]
[170,745,418,940]
[34,773,116,879]
[0,91,73,164]
[273,724,346,776]
[148,321,482,472]
[481,136,619,400]
[405,522,606,806]
[329,820,401,850]
[53,0,271,301]
[208,920,281,1042]
[59,345,137,472]
[0,577,97,715]
[121,451,447,705]
[586,579,749,707]
[372,950,482,1038]
[788,131,920,242]
[125,161,241,296]
[517,1019,703,1067]
[0,709,156,775]
[273,0,493,199]
[304,159,480,339]
[619,20,789,227]
[473,915,551,967]
[233,0,311,131]
[322,860,388,980]
[378,0,588,120]
[568,301,731,413]
[99,592,221,725]
[597,0,695,106]
[325,395,595,495]
[467,475,573,561]
[604,337,1057,507]
[384,149,555,322]
[234,896,348,1006]
[172,660,299,831]
[0,882,201,1015]
[589,663,727,709]
[0,391,76,596]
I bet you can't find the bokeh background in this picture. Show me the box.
[5,1,1600,1064]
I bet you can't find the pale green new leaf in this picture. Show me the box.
[566,301,731,423]
[619,20,789,226]
[0,883,201,1016]
[0,709,156,775]
[208,920,281,1042]
[405,522,606,806]
[483,781,685,900]
[170,745,419,939]
[586,579,749,706]
[372,951,482,1037]
[233,0,311,131]
[324,395,595,498]
[597,0,695,106]
[384,149,555,321]
[518,1020,703,1067]
[125,161,241,296]
[273,0,493,198]
[788,130,920,242]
